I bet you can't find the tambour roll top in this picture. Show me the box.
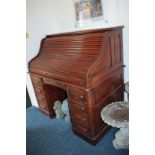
[29,26,124,88]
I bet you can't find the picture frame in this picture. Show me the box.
[74,0,107,27]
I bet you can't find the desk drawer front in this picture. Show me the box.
[32,79,42,86]
[37,95,46,103]
[38,103,48,110]
[31,74,43,88]
[33,85,46,102]
[31,74,41,81]
[71,112,89,128]
[73,124,90,137]
[68,88,87,102]
[70,101,87,113]
[68,90,90,136]
[70,100,89,128]
[31,74,50,112]
[43,77,66,90]
[34,87,43,94]
[36,93,48,108]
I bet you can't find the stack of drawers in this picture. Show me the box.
[30,74,50,115]
[68,87,91,138]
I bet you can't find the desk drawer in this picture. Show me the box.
[70,101,87,113]
[71,112,89,128]
[73,124,90,137]
[38,103,48,110]
[70,102,89,128]
[32,79,42,85]
[34,87,43,94]
[33,86,45,100]
[43,77,66,90]
[31,75,43,88]
[68,88,87,102]
[37,95,46,102]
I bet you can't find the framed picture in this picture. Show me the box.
[74,0,107,26]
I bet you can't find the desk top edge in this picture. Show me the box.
[46,26,124,38]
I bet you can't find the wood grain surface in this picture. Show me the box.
[29,26,125,144]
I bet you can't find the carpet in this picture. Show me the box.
[26,106,129,155]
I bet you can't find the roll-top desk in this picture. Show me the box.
[29,26,125,144]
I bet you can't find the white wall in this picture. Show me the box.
[116,0,129,82]
[26,0,129,107]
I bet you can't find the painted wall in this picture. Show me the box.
[26,0,129,107]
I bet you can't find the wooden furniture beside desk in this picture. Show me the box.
[29,26,125,144]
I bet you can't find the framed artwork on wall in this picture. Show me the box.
[74,0,107,27]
